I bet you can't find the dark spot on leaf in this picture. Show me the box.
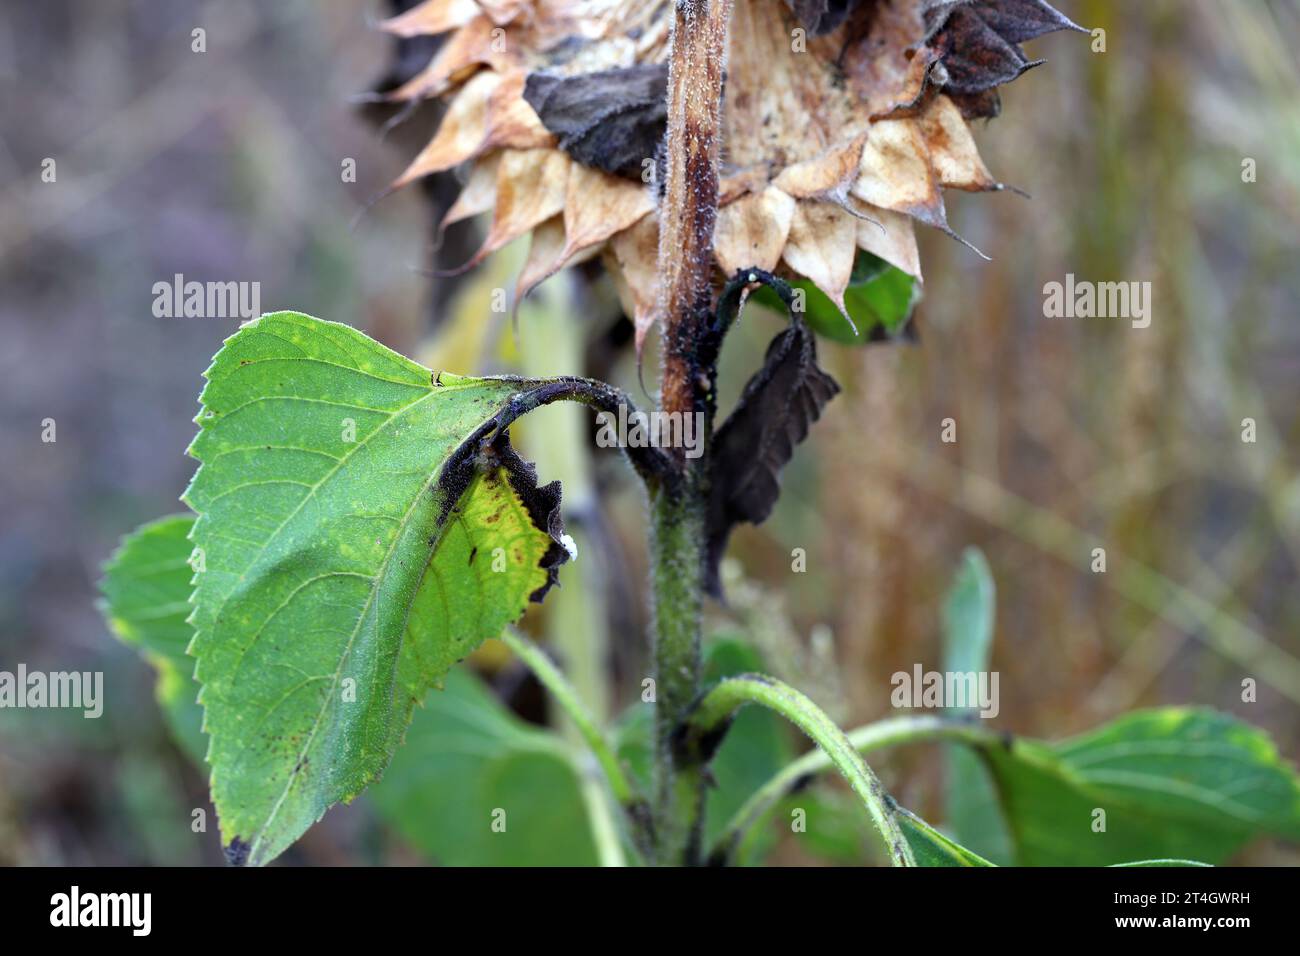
[468,546,478,565]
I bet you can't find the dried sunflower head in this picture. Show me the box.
[383,0,1082,345]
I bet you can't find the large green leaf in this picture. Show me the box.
[99,515,207,764]
[940,548,1013,864]
[98,512,596,865]
[183,311,574,866]
[370,666,598,866]
[985,708,1300,866]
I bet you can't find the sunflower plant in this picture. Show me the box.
[98,0,1300,867]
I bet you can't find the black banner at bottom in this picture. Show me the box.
[0,864,1286,941]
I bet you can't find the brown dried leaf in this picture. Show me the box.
[783,200,860,312]
[438,153,501,238]
[386,16,516,102]
[851,118,944,222]
[605,211,660,350]
[852,201,923,279]
[562,164,654,255]
[516,165,653,299]
[515,216,567,301]
[714,186,797,275]
[393,71,498,187]
[771,134,868,201]
[919,94,996,191]
[461,148,571,270]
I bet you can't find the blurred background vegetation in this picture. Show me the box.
[1,0,1297,865]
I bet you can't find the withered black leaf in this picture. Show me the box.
[706,318,840,596]
[924,0,1084,118]
[523,64,669,179]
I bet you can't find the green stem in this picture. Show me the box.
[684,675,920,867]
[498,628,649,843]
[649,487,708,864]
[711,714,1003,865]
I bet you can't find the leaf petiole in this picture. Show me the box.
[682,674,917,866]
[497,628,652,853]
[709,713,1003,865]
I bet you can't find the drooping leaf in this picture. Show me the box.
[369,666,598,866]
[752,252,920,346]
[184,311,575,866]
[940,547,1013,864]
[706,315,840,595]
[984,708,1300,866]
[898,806,996,866]
[99,515,207,765]
[523,65,668,180]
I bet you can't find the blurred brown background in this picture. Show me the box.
[0,0,1296,865]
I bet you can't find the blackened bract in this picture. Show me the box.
[524,64,670,179]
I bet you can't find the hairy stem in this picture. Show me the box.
[649,0,733,866]
[498,628,650,851]
[710,714,1005,865]
[683,675,918,867]
[649,489,708,863]
[658,0,731,422]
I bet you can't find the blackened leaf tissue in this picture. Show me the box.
[706,322,840,596]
